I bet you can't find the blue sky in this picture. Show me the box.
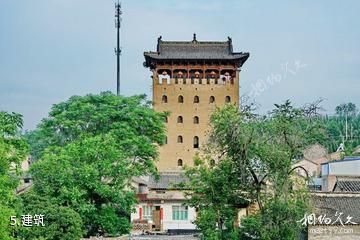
[1,0,359,130]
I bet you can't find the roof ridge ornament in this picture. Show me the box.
[228,36,233,53]
[192,33,197,43]
[157,36,162,52]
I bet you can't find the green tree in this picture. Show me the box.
[184,100,322,240]
[27,92,166,237]
[0,111,28,240]
[335,102,357,118]
[16,192,83,240]
[315,103,360,154]
[335,102,357,151]
[183,157,248,239]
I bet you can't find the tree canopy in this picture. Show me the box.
[26,92,166,237]
[0,111,28,240]
[16,192,83,240]
[183,100,324,239]
[298,102,360,154]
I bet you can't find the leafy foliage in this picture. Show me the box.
[183,157,248,239]
[318,103,360,153]
[26,92,166,237]
[183,100,321,239]
[16,192,83,240]
[0,111,28,240]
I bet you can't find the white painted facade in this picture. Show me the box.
[322,158,360,177]
[131,202,197,231]
[321,157,360,191]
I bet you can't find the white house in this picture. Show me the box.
[131,173,197,234]
[321,156,360,191]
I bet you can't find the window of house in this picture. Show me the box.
[194,95,199,103]
[177,116,183,123]
[162,95,168,103]
[164,116,168,123]
[178,159,183,167]
[164,136,167,144]
[193,116,199,124]
[209,96,215,103]
[193,136,199,148]
[178,95,184,103]
[172,206,188,220]
[225,96,231,103]
[177,135,183,143]
[142,205,154,220]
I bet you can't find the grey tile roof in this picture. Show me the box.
[334,177,360,192]
[148,173,188,190]
[311,193,360,224]
[144,36,249,67]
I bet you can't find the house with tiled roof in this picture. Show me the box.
[308,192,360,239]
[305,157,360,239]
[292,144,341,191]
[130,173,197,234]
[334,177,360,192]
[321,156,360,192]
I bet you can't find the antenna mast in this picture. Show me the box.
[115,1,122,96]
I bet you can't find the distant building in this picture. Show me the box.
[13,156,33,194]
[321,156,360,192]
[143,34,249,171]
[292,144,341,191]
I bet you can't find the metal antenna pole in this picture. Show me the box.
[115,1,122,96]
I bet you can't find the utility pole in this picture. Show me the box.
[115,1,122,96]
[345,112,348,141]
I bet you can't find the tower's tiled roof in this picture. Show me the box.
[144,35,249,67]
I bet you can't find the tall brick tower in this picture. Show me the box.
[144,34,249,172]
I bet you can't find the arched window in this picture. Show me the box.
[193,136,199,148]
[178,159,183,167]
[193,116,199,124]
[209,96,215,103]
[178,95,184,103]
[177,135,183,143]
[194,95,200,103]
[164,116,168,123]
[225,96,231,103]
[164,136,167,144]
[162,95,168,103]
[177,116,183,123]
